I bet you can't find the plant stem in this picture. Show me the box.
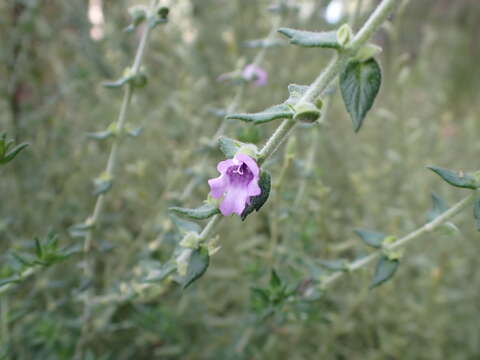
[179,0,402,257]
[321,194,476,288]
[0,266,39,296]
[293,96,332,207]
[179,16,281,201]
[74,2,157,357]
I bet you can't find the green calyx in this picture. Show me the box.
[293,102,321,123]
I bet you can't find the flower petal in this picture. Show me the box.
[220,187,249,216]
[208,175,228,198]
[247,180,261,197]
[235,153,259,177]
[217,159,235,173]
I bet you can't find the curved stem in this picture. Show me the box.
[74,2,157,357]
[180,0,402,259]
[321,194,476,288]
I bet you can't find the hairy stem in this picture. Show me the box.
[321,194,476,288]
[178,0,401,267]
[74,2,157,357]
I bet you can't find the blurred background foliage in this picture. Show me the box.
[1,0,480,359]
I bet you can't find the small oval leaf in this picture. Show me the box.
[354,229,385,249]
[370,255,399,289]
[427,166,478,190]
[278,28,340,49]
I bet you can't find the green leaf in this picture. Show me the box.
[126,126,143,137]
[226,104,294,125]
[69,222,94,238]
[270,269,282,289]
[226,84,307,125]
[0,276,21,287]
[93,177,113,196]
[427,192,449,222]
[285,84,309,104]
[318,259,349,272]
[427,166,478,190]
[218,136,242,158]
[277,28,340,49]
[340,58,382,132]
[143,261,177,283]
[182,248,209,289]
[0,142,28,165]
[474,198,480,232]
[251,287,270,308]
[34,237,43,259]
[354,229,385,249]
[87,130,113,140]
[170,203,220,220]
[170,215,201,234]
[241,171,271,221]
[148,6,169,29]
[370,255,399,289]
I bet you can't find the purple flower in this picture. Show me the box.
[208,153,261,216]
[242,64,268,87]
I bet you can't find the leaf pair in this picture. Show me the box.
[354,229,399,288]
[278,27,382,132]
[0,133,28,165]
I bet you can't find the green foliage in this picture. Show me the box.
[218,136,242,158]
[180,247,209,289]
[427,192,449,222]
[2,0,480,359]
[278,28,340,49]
[226,103,294,124]
[427,166,479,189]
[354,229,385,248]
[474,198,480,232]
[318,259,349,271]
[0,233,77,288]
[0,133,28,165]
[370,255,400,289]
[250,269,295,318]
[340,58,382,132]
[226,83,310,125]
[169,203,220,220]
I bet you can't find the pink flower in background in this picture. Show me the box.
[242,64,268,87]
[208,154,261,216]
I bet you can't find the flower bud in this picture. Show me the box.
[293,102,321,123]
[337,24,353,47]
